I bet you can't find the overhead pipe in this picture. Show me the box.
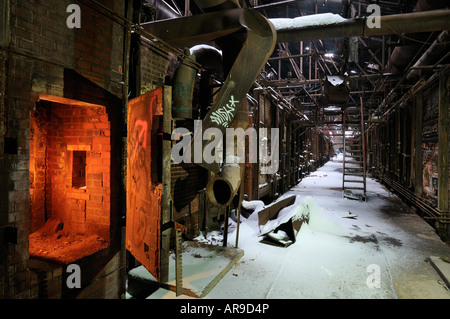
[406,30,450,80]
[384,0,450,74]
[273,9,450,43]
[143,8,450,48]
[369,1,450,121]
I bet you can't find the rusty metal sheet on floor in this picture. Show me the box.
[126,88,164,282]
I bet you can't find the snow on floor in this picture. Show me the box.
[151,154,450,299]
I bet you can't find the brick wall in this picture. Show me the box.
[8,0,124,95]
[1,0,126,298]
[29,107,47,233]
[74,0,124,96]
[139,38,175,94]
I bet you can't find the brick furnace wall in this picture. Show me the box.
[1,0,126,299]
[30,102,111,239]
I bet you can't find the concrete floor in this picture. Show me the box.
[131,155,450,299]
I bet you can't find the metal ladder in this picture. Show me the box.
[342,97,366,200]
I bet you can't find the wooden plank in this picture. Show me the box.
[428,256,450,289]
[257,195,296,226]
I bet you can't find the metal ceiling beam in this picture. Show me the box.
[263,72,393,86]
[268,52,325,60]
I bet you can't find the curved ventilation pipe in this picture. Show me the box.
[172,45,222,119]
[142,9,277,173]
[142,6,276,205]
[173,1,270,206]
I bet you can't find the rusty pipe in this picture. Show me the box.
[172,48,196,119]
[384,0,449,74]
[172,45,222,119]
[191,45,223,71]
[143,9,450,47]
[406,30,450,80]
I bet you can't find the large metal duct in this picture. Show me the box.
[191,0,263,207]
[385,0,450,74]
[144,8,450,48]
[273,10,450,43]
[406,30,450,80]
[143,8,277,174]
[145,2,275,206]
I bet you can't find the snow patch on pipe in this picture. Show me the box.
[270,13,346,31]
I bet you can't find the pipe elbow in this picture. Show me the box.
[206,164,242,206]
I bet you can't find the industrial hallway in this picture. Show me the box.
[2,0,450,301]
[127,154,450,299]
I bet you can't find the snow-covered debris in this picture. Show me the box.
[259,195,307,235]
[241,199,265,213]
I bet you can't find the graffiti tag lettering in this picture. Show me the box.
[210,95,239,126]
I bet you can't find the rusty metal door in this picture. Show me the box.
[126,87,164,282]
